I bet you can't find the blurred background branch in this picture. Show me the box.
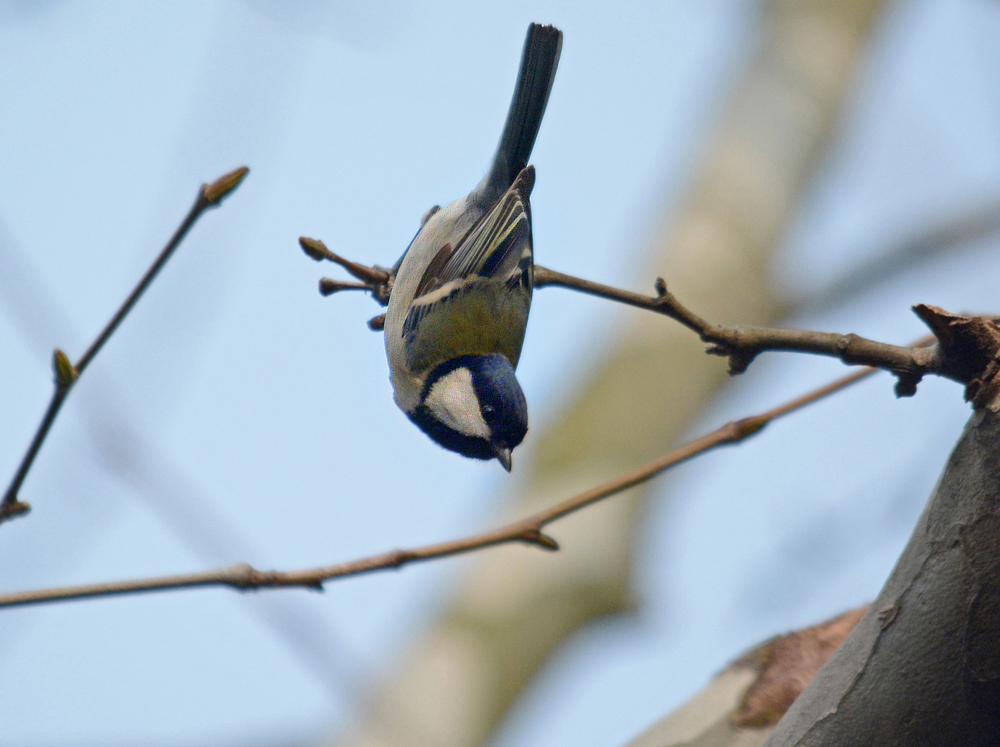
[331,2,888,746]
[624,607,867,747]
[4,2,1000,745]
[790,198,1000,316]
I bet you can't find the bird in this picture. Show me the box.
[384,23,562,472]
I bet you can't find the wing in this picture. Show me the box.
[412,166,535,299]
[401,167,536,374]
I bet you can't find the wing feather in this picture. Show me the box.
[402,168,536,373]
[412,166,534,298]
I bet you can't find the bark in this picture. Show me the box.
[624,392,1000,747]
[762,395,1000,746]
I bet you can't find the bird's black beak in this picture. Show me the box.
[494,446,513,472]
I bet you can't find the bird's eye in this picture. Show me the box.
[482,404,496,419]
[420,205,441,226]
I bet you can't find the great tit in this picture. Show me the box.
[384,23,562,471]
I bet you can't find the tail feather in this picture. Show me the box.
[479,24,562,204]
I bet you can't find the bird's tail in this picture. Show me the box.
[480,24,562,203]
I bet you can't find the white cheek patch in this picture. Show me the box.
[425,367,490,439]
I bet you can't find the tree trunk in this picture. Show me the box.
[763,395,1000,745]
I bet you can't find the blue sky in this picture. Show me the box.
[1,1,1000,745]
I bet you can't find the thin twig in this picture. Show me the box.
[300,237,392,305]
[0,167,250,525]
[0,360,891,609]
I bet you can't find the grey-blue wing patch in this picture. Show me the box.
[413,168,534,299]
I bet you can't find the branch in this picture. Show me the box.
[299,245,998,399]
[0,167,250,525]
[534,266,1000,398]
[0,362,883,609]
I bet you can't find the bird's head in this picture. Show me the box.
[409,354,527,471]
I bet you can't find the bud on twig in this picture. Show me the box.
[202,166,250,205]
[52,349,77,389]
[300,237,332,262]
